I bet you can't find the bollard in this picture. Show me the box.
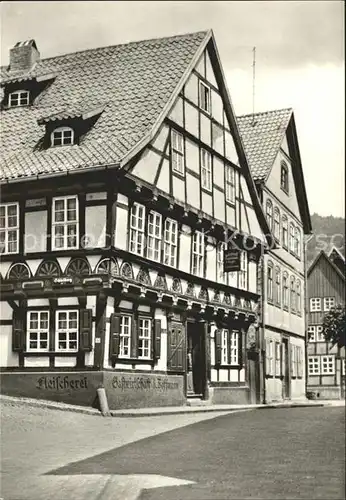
[97,387,111,416]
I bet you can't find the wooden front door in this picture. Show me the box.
[186,322,205,397]
[282,338,290,399]
[247,350,260,404]
[167,322,186,373]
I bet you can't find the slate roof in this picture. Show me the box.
[236,108,293,181]
[0,31,208,182]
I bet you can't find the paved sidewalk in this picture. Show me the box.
[1,393,344,417]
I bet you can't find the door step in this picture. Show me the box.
[186,397,209,407]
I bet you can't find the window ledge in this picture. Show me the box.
[172,169,185,179]
[23,351,79,356]
[111,357,154,364]
[201,186,213,195]
[217,364,240,369]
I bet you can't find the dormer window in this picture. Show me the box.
[51,127,74,146]
[8,90,30,107]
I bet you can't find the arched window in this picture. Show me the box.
[289,223,295,253]
[281,161,289,193]
[266,200,273,230]
[275,266,281,305]
[274,207,280,241]
[283,272,289,309]
[290,276,296,311]
[267,261,273,303]
[9,90,30,107]
[282,214,288,249]
[51,127,74,146]
[295,227,301,258]
[296,280,301,314]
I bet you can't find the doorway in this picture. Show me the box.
[186,322,205,397]
[282,338,290,399]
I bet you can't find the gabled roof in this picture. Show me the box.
[237,108,312,234]
[328,246,345,261]
[308,250,345,282]
[237,108,292,182]
[0,30,209,181]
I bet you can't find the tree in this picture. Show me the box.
[322,305,346,348]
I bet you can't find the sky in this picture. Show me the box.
[0,1,344,218]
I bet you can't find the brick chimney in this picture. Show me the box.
[9,40,40,72]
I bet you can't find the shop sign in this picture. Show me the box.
[112,375,179,392]
[36,375,88,391]
[224,248,241,272]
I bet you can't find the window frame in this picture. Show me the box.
[0,202,19,255]
[225,164,236,205]
[171,129,185,176]
[163,218,178,268]
[280,161,289,194]
[216,241,227,284]
[296,280,301,314]
[275,342,281,377]
[238,250,248,290]
[27,310,50,352]
[221,329,228,365]
[201,148,212,192]
[308,356,320,375]
[191,230,205,277]
[129,202,146,257]
[273,207,280,241]
[266,199,273,230]
[8,89,30,107]
[229,330,239,366]
[323,297,336,312]
[290,276,296,312]
[55,309,79,352]
[147,210,162,263]
[289,223,295,253]
[310,297,322,312]
[275,266,281,306]
[282,272,289,309]
[267,261,273,303]
[51,126,75,147]
[52,195,79,251]
[282,214,288,249]
[138,316,152,360]
[199,80,211,114]
[119,314,132,358]
[321,355,335,375]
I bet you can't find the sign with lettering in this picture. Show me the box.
[86,192,107,201]
[53,277,73,286]
[36,376,88,391]
[224,248,241,272]
[26,198,46,208]
[112,375,179,392]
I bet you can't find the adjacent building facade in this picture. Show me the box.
[306,248,345,400]
[0,32,276,409]
[238,109,312,403]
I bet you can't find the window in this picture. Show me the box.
[291,345,297,377]
[289,223,295,253]
[51,126,74,146]
[275,343,281,377]
[230,331,239,365]
[308,356,320,375]
[163,218,178,267]
[290,276,296,311]
[147,211,162,262]
[221,329,228,365]
[201,148,212,191]
[129,202,146,256]
[56,310,78,351]
[321,355,335,374]
[192,231,205,277]
[296,280,301,314]
[295,227,301,257]
[267,262,273,302]
[342,358,346,376]
[275,267,281,305]
[119,315,131,358]
[274,207,280,240]
[217,242,227,284]
[8,90,29,107]
[266,200,273,230]
[225,165,236,204]
[199,81,210,113]
[310,298,322,312]
[27,311,49,351]
[138,317,151,359]
[282,215,288,248]
[52,196,78,250]
[283,272,289,309]
[281,162,289,193]
[308,326,316,342]
[266,340,274,376]
[0,202,19,254]
[308,355,335,375]
[316,325,324,342]
[324,297,335,311]
[239,251,248,290]
[171,130,184,175]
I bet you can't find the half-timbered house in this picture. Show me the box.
[0,32,273,409]
[237,109,312,402]
[307,249,345,400]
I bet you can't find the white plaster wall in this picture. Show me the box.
[0,324,19,367]
[54,357,76,367]
[24,357,50,367]
[114,205,128,250]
